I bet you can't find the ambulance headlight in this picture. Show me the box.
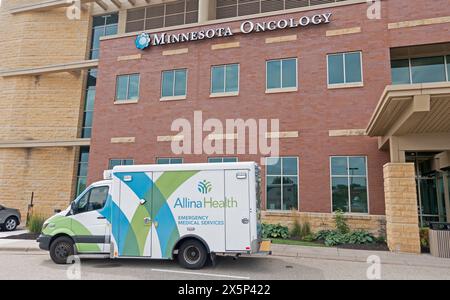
[42,223,55,231]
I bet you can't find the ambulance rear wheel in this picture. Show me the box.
[178,240,208,270]
[50,236,75,265]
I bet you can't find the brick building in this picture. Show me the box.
[1,0,449,253]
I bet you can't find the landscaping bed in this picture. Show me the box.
[263,210,389,251]
[337,242,389,251]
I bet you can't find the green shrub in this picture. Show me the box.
[315,229,375,247]
[290,220,312,241]
[290,219,302,239]
[420,228,430,248]
[300,222,312,239]
[314,230,334,241]
[28,215,46,234]
[262,223,290,239]
[303,234,315,242]
[346,231,375,245]
[323,230,347,247]
[334,209,350,234]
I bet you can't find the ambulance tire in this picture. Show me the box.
[50,236,75,265]
[178,239,208,270]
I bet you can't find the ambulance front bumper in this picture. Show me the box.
[37,234,51,251]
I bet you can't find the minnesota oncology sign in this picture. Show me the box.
[135,12,332,50]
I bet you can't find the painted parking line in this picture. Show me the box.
[151,268,250,280]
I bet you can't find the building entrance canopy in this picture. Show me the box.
[366,82,450,164]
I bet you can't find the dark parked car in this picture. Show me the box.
[0,205,21,231]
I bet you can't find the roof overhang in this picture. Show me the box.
[0,139,91,149]
[366,82,450,141]
[0,59,98,78]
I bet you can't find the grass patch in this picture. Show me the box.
[271,238,326,247]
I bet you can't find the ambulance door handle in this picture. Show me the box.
[97,216,106,220]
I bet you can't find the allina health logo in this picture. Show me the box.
[173,180,237,209]
[198,180,212,194]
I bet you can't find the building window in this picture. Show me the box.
[81,69,97,138]
[116,74,140,101]
[216,0,332,19]
[208,157,238,163]
[90,14,118,59]
[327,51,363,86]
[157,158,184,164]
[161,69,187,99]
[266,58,297,91]
[126,0,199,33]
[331,156,368,214]
[211,64,239,95]
[391,56,449,85]
[266,157,298,211]
[76,147,90,196]
[109,159,134,170]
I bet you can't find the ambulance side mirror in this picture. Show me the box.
[70,202,77,215]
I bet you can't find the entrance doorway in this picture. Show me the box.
[406,152,450,227]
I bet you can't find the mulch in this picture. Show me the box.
[337,243,389,251]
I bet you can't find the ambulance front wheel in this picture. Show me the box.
[178,240,208,270]
[49,236,75,265]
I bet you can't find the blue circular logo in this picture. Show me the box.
[135,32,150,50]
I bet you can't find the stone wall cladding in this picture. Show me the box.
[383,163,421,254]
[0,1,91,219]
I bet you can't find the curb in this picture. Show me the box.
[0,247,42,253]
[271,251,450,269]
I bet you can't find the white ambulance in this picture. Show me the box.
[38,162,270,269]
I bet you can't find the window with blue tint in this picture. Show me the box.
[327,52,363,85]
[174,70,187,96]
[328,54,344,84]
[345,52,362,83]
[161,69,187,98]
[447,56,450,79]
[157,158,184,164]
[76,147,90,196]
[411,56,446,84]
[127,74,140,99]
[208,157,238,163]
[266,58,297,90]
[116,74,140,101]
[90,14,119,59]
[82,69,97,138]
[331,156,368,214]
[392,56,450,85]
[109,159,134,170]
[211,64,239,94]
[266,157,298,211]
[391,59,411,84]
[156,157,183,165]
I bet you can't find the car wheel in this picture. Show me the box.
[4,217,18,231]
[178,239,208,270]
[50,237,75,265]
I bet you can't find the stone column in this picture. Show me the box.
[198,0,214,23]
[383,163,421,254]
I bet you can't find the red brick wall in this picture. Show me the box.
[88,0,450,215]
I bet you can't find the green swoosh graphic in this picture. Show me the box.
[127,171,198,257]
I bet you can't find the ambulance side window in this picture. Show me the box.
[74,186,109,214]
[89,187,109,211]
